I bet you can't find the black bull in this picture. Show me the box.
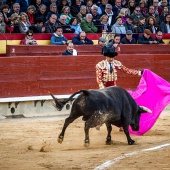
[50,86,151,146]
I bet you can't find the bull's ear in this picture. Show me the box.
[139,106,152,114]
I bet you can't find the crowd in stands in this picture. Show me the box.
[0,0,170,34]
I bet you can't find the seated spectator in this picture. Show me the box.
[98,37,106,49]
[134,16,146,33]
[60,6,73,24]
[146,16,158,34]
[20,30,38,45]
[90,5,101,26]
[72,31,93,45]
[86,0,93,13]
[16,0,30,12]
[34,4,47,24]
[8,3,20,16]
[8,13,20,33]
[159,13,170,33]
[118,8,129,23]
[160,6,169,23]
[139,0,148,17]
[18,12,32,33]
[50,26,68,45]
[1,4,10,25]
[58,15,75,33]
[127,0,136,15]
[27,5,36,25]
[111,16,126,34]
[98,14,111,33]
[33,0,43,11]
[120,30,136,44]
[44,14,58,33]
[62,42,78,56]
[0,12,6,33]
[70,0,82,17]
[58,0,70,14]
[80,13,98,33]
[33,17,46,33]
[69,17,82,34]
[155,31,165,44]
[107,34,121,48]
[76,5,87,23]
[138,29,158,44]
[46,3,59,20]
[123,15,135,32]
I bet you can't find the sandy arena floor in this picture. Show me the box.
[0,108,170,170]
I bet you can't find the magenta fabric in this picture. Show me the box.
[128,69,170,136]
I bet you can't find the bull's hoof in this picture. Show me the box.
[84,139,90,147]
[58,136,64,144]
[128,140,135,145]
[105,140,113,145]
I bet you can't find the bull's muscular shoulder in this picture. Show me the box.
[113,60,122,67]
[96,60,106,69]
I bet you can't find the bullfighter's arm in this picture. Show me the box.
[120,65,142,76]
[96,66,105,89]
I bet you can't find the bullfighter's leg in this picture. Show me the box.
[123,124,135,145]
[105,122,113,145]
[84,121,90,147]
[58,116,79,144]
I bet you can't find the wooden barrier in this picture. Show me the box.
[6,45,103,56]
[0,54,170,98]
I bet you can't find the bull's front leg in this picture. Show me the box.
[123,125,135,145]
[105,122,113,145]
[84,121,90,147]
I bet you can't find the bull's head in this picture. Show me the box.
[131,106,152,131]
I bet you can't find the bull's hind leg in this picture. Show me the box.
[84,121,90,147]
[105,122,113,145]
[58,116,79,144]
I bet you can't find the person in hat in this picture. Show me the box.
[96,46,142,131]
[120,30,136,44]
[123,15,136,33]
[62,42,78,56]
[98,37,106,48]
[138,29,158,44]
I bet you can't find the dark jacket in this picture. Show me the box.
[62,50,73,55]
[138,35,154,44]
[72,35,93,45]
[58,21,75,33]
[155,38,164,44]
[44,20,58,33]
[159,22,169,33]
[121,37,136,44]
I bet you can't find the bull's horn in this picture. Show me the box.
[140,106,152,114]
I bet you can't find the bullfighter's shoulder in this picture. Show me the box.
[113,60,122,66]
[96,60,106,69]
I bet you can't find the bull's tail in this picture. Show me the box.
[50,90,88,111]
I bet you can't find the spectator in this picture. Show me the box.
[8,13,20,33]
[134,16,146,33]
[145,5,160,27]
[62,42,78,56]
[118,8,129,23]
[98,14,112,32]
[139,0,148,17]
[104,4,117,26]
[43,14,58,33]
[20,30,38,45]
[160,6,169,23]
[33,0,43,12]
[98,0,109,15]
[155,31,165,44]
[0,12,6,33]
[120,30,136,44]
[58,0,69,14]
[16,0,31,13]
[123,15,135,32]
[111,16,126,34]
[159,13,170,33]
[138,29,158,44]
[18,12,31,33]
[8,3,20,16]
[27,5,36,25]
[60,6,73,24]
[90,5,101,25]
[1,4,10,25]
[159,0,170,12]
[33,17,46,33]
[46,3,59,20]
[72,31,93,45]
[152,0,162,15]
[58,15,75,33]
[70,0,82,17]
[98,37,106,48]
[127,0,136,15]
[34,4,47,24]
[146,16,158,33]
[107,34,121,48]
[76,5,87,23]
[69,17,82,34]
[50,26,68,45]
[130,6,144,26]
[80,13,98,33]
[86,0,93,13]
[112,0,123,17]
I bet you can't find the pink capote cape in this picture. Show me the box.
[128,69,170,136]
